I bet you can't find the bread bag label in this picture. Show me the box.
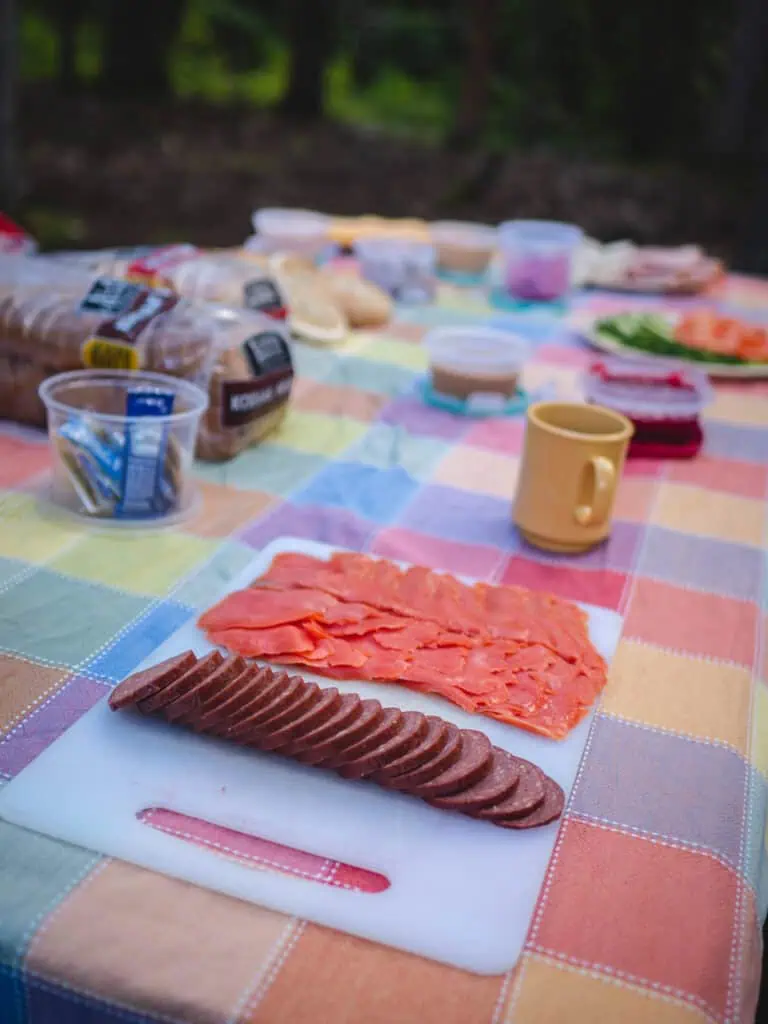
[80,277,179,370]
[221,330,294,428]
[242,277,285,318]
[242,330,292,375]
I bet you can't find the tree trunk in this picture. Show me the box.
[713,0,768,155]
[448,0,498,149]
[100,0,187,99]
[591,0,703,159]
[0,0,18,211]
[55,0,87,93]
[280,0,337,122]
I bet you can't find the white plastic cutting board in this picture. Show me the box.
[0,537,622,974]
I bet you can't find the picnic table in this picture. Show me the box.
[0,273,766,1024]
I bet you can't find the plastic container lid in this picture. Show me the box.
[252,208,330,240]
[584,357,713,421]
[430,221,497,247]
[425,326,529,377]
[498,220,583,253]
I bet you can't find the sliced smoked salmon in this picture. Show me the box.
[199,588,336,632]
[199,551,608,741]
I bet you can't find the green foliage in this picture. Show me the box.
[24,207,85,248]
[19,12,57,79]
[328,60,451,141]
[17,0,738,158]
[173,4,286,103]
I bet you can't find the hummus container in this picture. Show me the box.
[425,326,529,401]
[430,221,497,278]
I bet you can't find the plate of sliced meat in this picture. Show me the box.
[0,537,622,974]
[575,240,724,295]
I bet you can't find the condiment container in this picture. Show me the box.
[251,208,331,259]
[39,369,208,524]
[583,358,713,458]
[498,221,583,304]
[425,326,529,404]
[430,221,497,279]
[356,238,436,304]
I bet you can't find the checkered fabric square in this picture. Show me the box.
[0,274,766,1023]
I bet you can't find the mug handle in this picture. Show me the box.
[574,456,615,527]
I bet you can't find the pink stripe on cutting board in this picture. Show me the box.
[139,807,390,894]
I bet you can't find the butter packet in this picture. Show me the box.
[55,387,182,520]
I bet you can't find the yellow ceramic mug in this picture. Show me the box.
[513,401,633,553]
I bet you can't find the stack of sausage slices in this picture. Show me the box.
[109,651,565,830]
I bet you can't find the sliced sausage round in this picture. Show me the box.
[288,695,364,759]
[260,687,343,754]
[321,708,403,771]
[179,663,262,729]
[241,682,322,747]
[371,716,449,784]
[408,730,493,799]
[194,667,279,733]
[247,684,329,751]
[429,749,519,813]
[383,724,463,791]
[297,698,382,765]
[338,711,428,779]
[163,655,246,722]
[493,776,565,829]
[109,650,196,710]
[474,759,545,821]
[138,651,223,715]
[220,674,306,740]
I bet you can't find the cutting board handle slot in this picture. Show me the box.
[137,807,391,893]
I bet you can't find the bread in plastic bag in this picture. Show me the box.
[0,256,294,461]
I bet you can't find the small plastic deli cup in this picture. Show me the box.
[430,221,497,277]
[498,220,583,303]
[251,208,331,259]
[356,237,437,303]
[584,357,713,421]
[39,369,208,526]
[583,357,713,459]
[425,326,529,400]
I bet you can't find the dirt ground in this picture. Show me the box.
[16,87,750,260]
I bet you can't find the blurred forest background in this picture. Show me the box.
[1,0,768,266]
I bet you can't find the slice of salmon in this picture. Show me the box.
[208,624,315,658]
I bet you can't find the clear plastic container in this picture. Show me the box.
[425,326,529,408]
[583,357,713,422]
[430,221,497,278]
[39,370,208,526]
[251,208,331,258]
[356,238,436,304]
[497,220,583,303]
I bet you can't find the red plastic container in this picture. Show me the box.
[583,358,713,459]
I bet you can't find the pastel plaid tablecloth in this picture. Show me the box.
[1,275,767,1024]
